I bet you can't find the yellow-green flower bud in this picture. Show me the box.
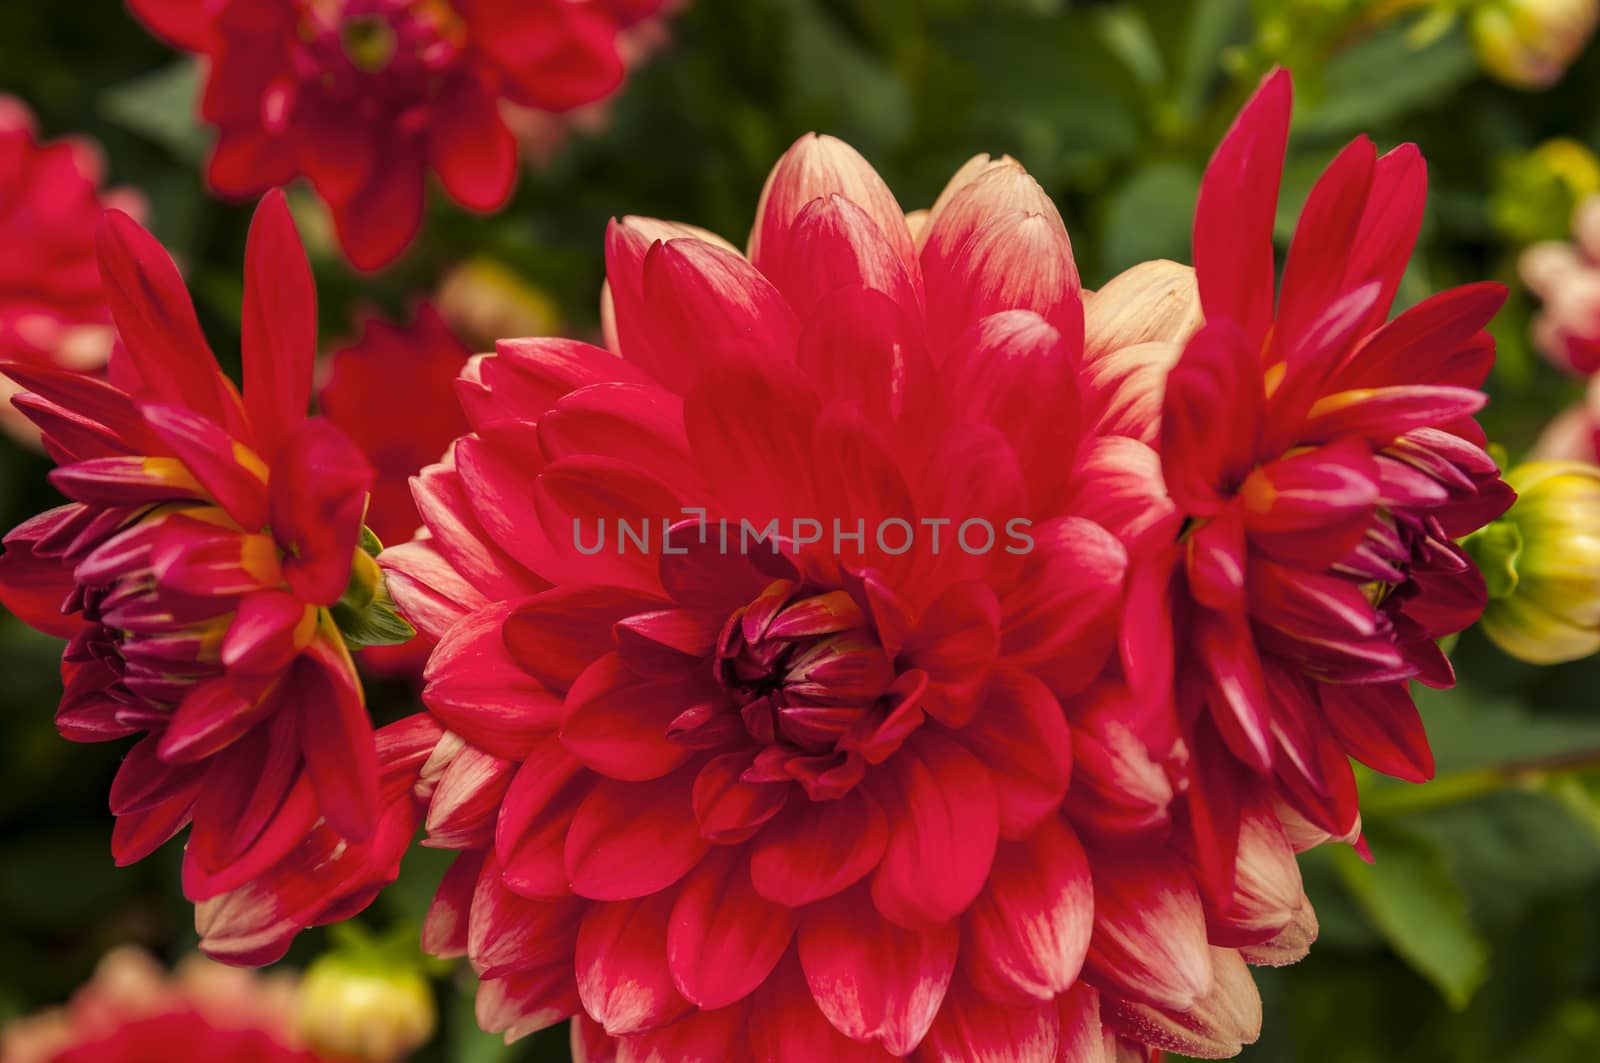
[1471,461,1600,664]
[295,953,436,1063]
[1470,0,1599,90]
[1493,138,1600,246]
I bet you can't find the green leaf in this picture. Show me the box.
[1101,161,1200,274]
[100,59,207,163]
[1411,684,1600,774]
[1297,23,1477,141]
[360,525,385,558]
[1333,824,1490,1009]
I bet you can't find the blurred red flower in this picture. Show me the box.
[1,946,324,1063]
[0,95,144,446]
[320,303,471,677]
[0,191,386,909]
[127,0,668,270]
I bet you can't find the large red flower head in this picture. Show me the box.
[0,191,407,911]
[127,0,668,270]
[0,96,144,444]
[384,135,1284,1060]
[1122,68,1514,882]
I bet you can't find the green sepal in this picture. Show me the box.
[332,581,416,649]
[1461,520,1523,600]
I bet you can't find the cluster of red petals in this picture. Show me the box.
[1123,69,1513,897]
[0,96,143,442]
[127,0,668,270]
[0,192,384,916]
[379,122,1315,1059]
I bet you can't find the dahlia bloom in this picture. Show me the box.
[127,0,669,270]
[1128,68,1513,879]
[0,95,143,446]
[0,191,403,903]
[0,946,320,1063]
[384,134,1291,1059]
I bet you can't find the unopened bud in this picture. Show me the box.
[435,257,560,349]
[1493,139,1600,246]
[1470,0,1599,89]
[296,953,436,1063]
[1470,461,1600,664]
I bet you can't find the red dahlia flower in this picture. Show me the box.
[0,191,407,907]
[383,135,1281,1059]
[0,96,144,445]
[127,0,667,270]
[1126,68,1514,885]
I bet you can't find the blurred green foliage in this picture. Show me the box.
[2,0,1599,1060]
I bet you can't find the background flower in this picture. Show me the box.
[0,946,319,1063]
[0,96,144,448]
[125,0,673,270]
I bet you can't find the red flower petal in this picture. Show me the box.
[956,669,1072,838]
[565,771,709,901]
[1084,849,1213,1012]
[667,850,797,1010]
[964,817,1092,1003]
[429,77,519,213]
[424,601,564,760]
[691,751,790,843]
[750,953,897,1062]
[576,891,693,1036]
[561,653,704,781]
[1193,67,1291,349]
[798,886,957,1055]
[268,417,372,605]
[504,586,666,693]
[748,785,888,906]
[240,189,315,456]
[96,209,230,423]
[294,636,379,843]
[868,731,998,927]
[920,984,1061,1063]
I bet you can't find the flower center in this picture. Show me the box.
[715,581,894,755]
[301,0,468,100]
[340,14,398,72]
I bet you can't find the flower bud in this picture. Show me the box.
[1470,461,1600,664]
[435,256,560,349]
[295,952,436,1063]
[1494,139,1600,246]
[1470,0,1599,90]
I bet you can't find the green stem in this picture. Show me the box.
[1362,746,1600,817]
